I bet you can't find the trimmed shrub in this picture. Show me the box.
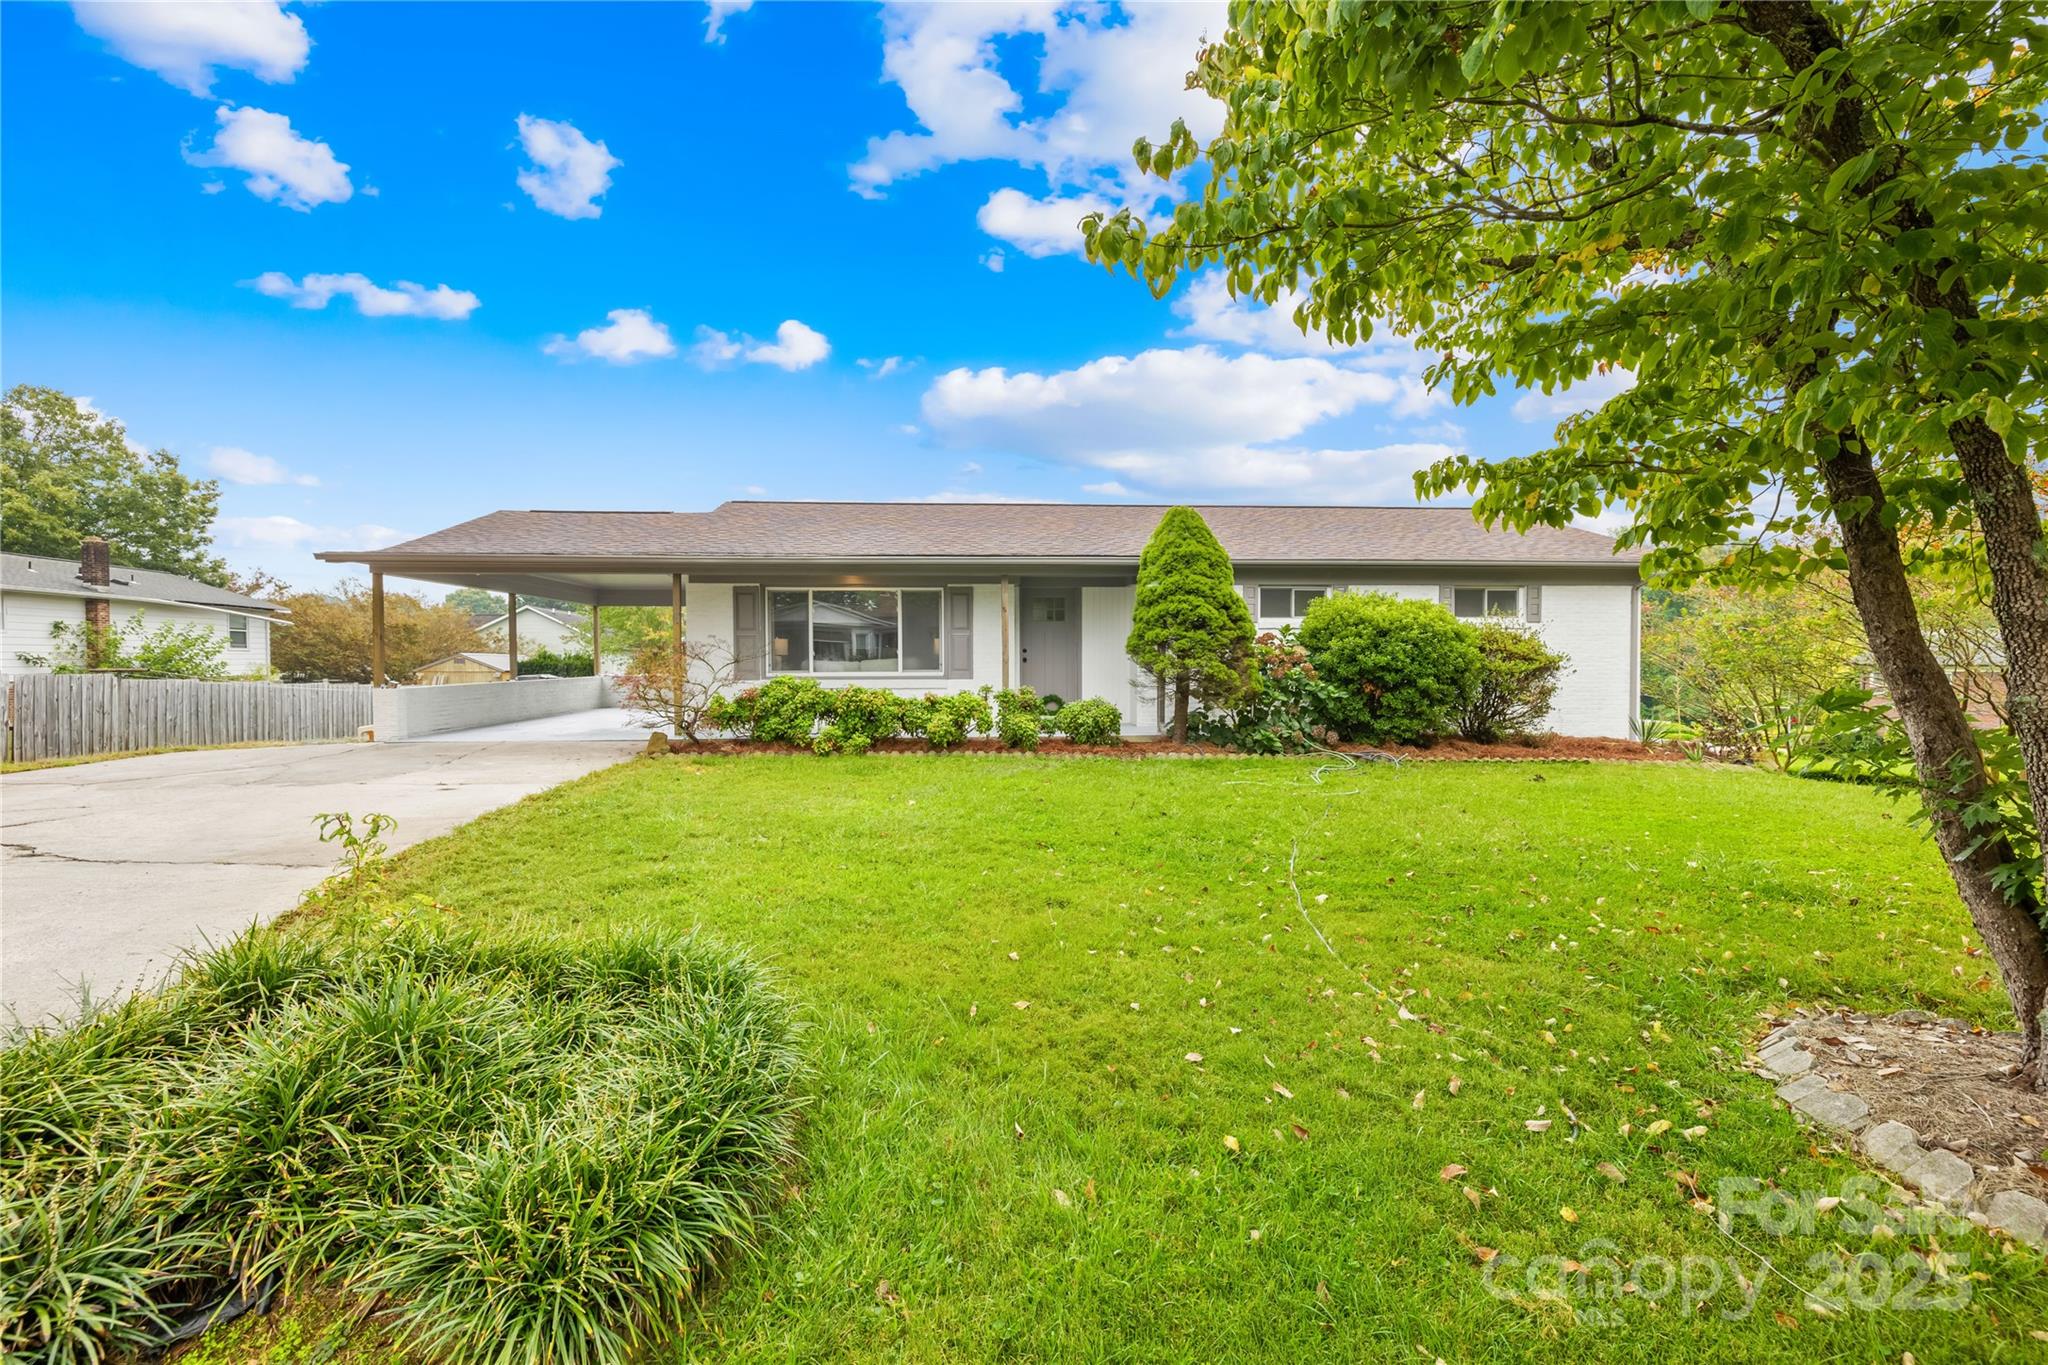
[991,686,1042,751]
[826,686,909,751]
[1296,594,1482,744]
[0,922,804,1365]
[915,691,993,748]
[516,648,594,678]
[1126,507,1256,741]
[1457,621,1568,742]
[720,677,835,744]
[1052,698,1123,745]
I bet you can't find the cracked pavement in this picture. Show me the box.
[1,740,636,1028]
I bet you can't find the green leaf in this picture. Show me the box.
[1986,397,2015,436]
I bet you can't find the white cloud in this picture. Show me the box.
[515,115,618,220]
[545,308,677,364]
[209,446,317,487]
[690,319,830,372]
[851,3,1223,199]
[703,0,753,43]
[185,105,350,210]
[1511,367,1637,422]
[980,248,1006,273]
[921,345,1456,502]
[857,355,907,379]
[213,515,399,550]
[1169,274,1429,374]
[199,180,225,194]
[739,483,768,495]
[73,1,309,96]
[976,187,1112,258]
[918,490,1048,504]
[1082,480,1141,497]
[248,271,479,320]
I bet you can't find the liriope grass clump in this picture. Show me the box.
[0,918,806,1365]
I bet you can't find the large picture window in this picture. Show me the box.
[769,588,944,674]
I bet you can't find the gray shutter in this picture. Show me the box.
[733,586,763,680]
[1525,585,1543,623]
[1241,583,1259,619]
[1438,585,1454,610]
[946,586,974,679]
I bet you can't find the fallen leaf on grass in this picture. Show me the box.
[876,1280,900,1305]
[1560,1206,1579,1223]
[1412,1090,1426,1110]
[1645,1119,1673,1137]
[1595,1162,1627,1183]
[1224,1134,1242,1154]
[1185,1052,1205,1063]
[1448,1076,1463,1096]
[1291,1123,1311,1141]
[1273,1082,1295,1100]
[1084,1178,1097,1202]
[1052,1188,1072,1208]
[1683,1125,1708,1140]
[1463,1186,1482,1210]
[1525,1119,1553,1132]
[1472,1245,1498,1264]
[1439,1164,1468,1181]
[1013,1001,1031,1011]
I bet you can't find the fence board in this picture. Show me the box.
[4,675,373,763]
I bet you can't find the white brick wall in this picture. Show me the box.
[1527,583,1638,738]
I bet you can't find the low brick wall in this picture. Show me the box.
[373,676,609,740]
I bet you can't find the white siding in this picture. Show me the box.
[1528,583,1637,738]
[2,591,82,673]
[1080,584,1151,733]
[687,582,736,658]
[1,592,272,676]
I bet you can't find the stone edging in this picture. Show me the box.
[1751,1022,2047,1248]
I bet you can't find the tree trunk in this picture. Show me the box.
[1824,442,2048,1076]
[1172,673,1190,743]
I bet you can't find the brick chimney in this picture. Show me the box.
[79,536,112,666]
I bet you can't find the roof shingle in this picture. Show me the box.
[328,501,1635,567]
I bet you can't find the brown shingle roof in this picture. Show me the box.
[325,502,1635,567]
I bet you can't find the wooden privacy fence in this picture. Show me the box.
[4,673,373,763]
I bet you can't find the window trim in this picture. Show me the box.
[1253,585,1333,621]
[765,586,946,677]
[1450,585,1525,620]
[227,613,249,649]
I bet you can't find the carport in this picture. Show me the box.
[318,511,698,741]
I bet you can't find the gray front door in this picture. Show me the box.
[1020,588,1081,702]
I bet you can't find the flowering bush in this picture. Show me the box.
[991,686,1042,750]
[916,690,993,748]
[1194,628,1345,753]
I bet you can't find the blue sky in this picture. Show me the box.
[2,2,1611,592]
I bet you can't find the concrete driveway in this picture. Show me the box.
[2,740,636,1028]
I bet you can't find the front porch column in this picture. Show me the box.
[590,602,602,676]
[670,573,685,731]
[999,576,1013,690]
[505,591,519,679]
[370,570,386,687]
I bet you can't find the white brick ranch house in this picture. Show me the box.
[319,501,1642,739]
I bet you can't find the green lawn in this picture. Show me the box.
[271,755,2046,1361]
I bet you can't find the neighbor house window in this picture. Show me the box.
[1452,588,1522,619]
[227,614,249,648]
[769,589,943,674]
[1258,587,1329,618]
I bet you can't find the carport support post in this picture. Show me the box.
[370,571,386,687]
[670,573,685,732]
[590,603,602,676]
[505,592,519,679]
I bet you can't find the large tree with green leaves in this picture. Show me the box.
[1086,3,2048,1066]
[1128,507,1256,741]
[2,384,226,584]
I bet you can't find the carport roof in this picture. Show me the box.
[320,500,1637,568]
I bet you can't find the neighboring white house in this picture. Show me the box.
[319,502,1644,738]
[0,543,283,676]
[473,603,584,658]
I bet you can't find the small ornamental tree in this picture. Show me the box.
[1086,2,2048,1074]
[1126,507,1256,741]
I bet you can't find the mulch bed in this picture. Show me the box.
[1770,1009,2048,1200]
[656,734,1682,762]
